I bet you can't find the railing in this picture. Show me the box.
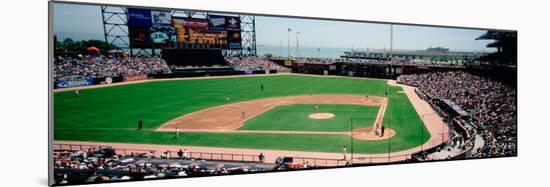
[165,151,261,163]
[53,143,261,163]
[352,154,413,165]
[53,143,155,156]
[290,154,418,167]
[290,156,349,167]
[55,141,466,167]
[53,144,112,152]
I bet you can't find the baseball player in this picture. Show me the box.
[342,145,347,160]
[374,122,380,136]
[314,105,319,113]
[174,127,180,139]
[74,90,80,97]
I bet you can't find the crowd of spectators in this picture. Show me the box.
[398,71,517,157]
[292,57,464,67]
[398,71,516,126]
[295,57,341,64]
[474,123,517,158]
[342,59,465,67]
[169,64,230,70]
[226,56,290,71]
[53,148,187,185]
[53,147,275,185]
[54,55,171,81]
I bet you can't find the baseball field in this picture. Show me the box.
[54,74,431,154]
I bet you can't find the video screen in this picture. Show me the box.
[50,1,517,186]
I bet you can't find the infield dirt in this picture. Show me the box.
[157,94,393,141]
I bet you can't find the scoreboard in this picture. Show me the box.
[128,8,241,49]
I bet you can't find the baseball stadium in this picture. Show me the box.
[50,2,517,186]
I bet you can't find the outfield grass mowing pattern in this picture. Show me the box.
[54,75,430,154]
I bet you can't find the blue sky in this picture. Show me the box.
[54,3,494,52]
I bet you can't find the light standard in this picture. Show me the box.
[387,96,395,163]
[287,28,292,57]
[279,40,282,57]
[388,117,391,163]
[296,31,300,58]
[420,114,425,152]
[350,118,354,165]
[317,48,320,58]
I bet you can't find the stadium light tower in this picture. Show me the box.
[101,6,131,55]
[240,15,257,56]
[101,6,158,56]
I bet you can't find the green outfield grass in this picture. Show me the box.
[54,74,431,154]
[239,104,379,132]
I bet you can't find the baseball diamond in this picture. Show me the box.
[54,74,433,154]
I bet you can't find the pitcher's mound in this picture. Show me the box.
[309,113,335,119]
[351,127,395,140]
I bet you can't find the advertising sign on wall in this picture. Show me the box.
[173,17,209,29]
[54,77,94,88]
[225,16,241,31]
[123,74,148,82]
[151,10,172,26]
[208,15,226,30]
[129,26,151,48]
[128,8,152,27]
[227,30,242,49]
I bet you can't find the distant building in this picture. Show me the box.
[426,46,449,53]
[341,48,486,64]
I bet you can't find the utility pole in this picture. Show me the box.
[350,118,354,166]
[279,40,282,57]
[389,24,394,78]
[390,24,393,57]
[287,28,292,57]
[317,48,320,58]
[296,31,300,58]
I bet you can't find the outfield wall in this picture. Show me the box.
[52,69,288,90]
